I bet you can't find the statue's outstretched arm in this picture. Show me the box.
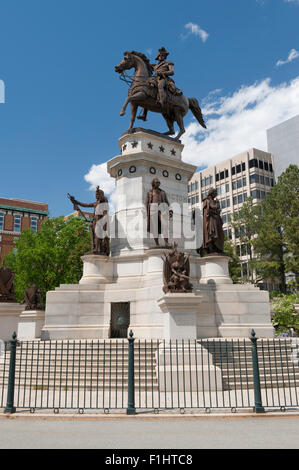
[74,201,95,208]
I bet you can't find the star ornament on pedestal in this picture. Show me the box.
[159,145,165,153]
[147,142,153,149]
[171,148,176,156]
[131,141,138,148]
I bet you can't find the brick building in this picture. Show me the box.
[0,198,48,262]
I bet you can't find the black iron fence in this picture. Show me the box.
[0,330,298,414]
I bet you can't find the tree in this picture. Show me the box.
[4,217,91,306]
[224,239,242,283]
[254,164,299,291]
[230,197,259,282]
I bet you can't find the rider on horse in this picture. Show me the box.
[138,47,182,121]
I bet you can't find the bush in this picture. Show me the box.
[271,293,299,335]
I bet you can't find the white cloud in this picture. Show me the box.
[84,162,115,193]
[276,49,299,66]
[181,76,299,168]
[182,23,209,43]
[284,0,299,4]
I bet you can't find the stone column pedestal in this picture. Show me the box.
[17,310,45,340]
[157,293,202,340]
[200,255,232,285]
[79,254,113,285]
[156,342,223,392]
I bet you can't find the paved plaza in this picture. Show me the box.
[0,415,298,449]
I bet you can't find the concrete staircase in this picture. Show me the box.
[1,339,298,393]
[201,339,299,390]
[1,340,160,391]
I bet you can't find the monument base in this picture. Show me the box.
[43,251,274,340]
[157,293,202,340]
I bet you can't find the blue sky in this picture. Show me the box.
[0,0,299,216]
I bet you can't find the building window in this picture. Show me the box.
[259,160,264,170]
[220,171,225,180]
[14,214,21,233]
[225,169,229,178]
[260,175,265,185]
[269,163,273,173]
[232,181,237,191]
[226,198,231,207]
[216,173,219,182]
[242,162,246,171]
[242,177,246,187]
[249,158,258,169]
[238,194,243,204]
[225,183,230,193]
[222,214,227,224]
[243,192,248,202]
[221,199,226,209]
[237,178,242,189]
[232,166,236,176]
[250,174,259,184]
[0,213,4,231]
[236,164,241,174]
[251,189,261,199]
[265,177,270,186]
[30,217,38,232]
[233,196,237,206]
[264,162,269,171]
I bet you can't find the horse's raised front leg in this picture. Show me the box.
[120,96,131,116]
[128,103,138,131]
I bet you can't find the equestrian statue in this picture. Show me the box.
[115,47,207,140]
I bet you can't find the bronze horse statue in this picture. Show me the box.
[115,51,207,140]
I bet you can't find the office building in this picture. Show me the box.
[267,114,299,176]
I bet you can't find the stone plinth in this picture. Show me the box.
[156,342,222,392]
[107,129,197,255]
[157,293,202,340]
[80,254,113,285]
[17,310,45,340]
[0,303,24,341]
[198,255,232,285]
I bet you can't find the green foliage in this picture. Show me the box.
[224,239,241,283]
[231,197,259,282]
[253,164,299,290]
[271,294,299,335]
[4,217,91,306]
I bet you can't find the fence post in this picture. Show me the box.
[127,330,136,415]
[4,332,18,414]
[250,329,265,414]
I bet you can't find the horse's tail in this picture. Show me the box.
[188,98,207,129]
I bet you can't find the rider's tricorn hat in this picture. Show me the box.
[155,47,169,60]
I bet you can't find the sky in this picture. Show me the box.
[0,0,299,217]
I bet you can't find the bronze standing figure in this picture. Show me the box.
[146,178,173,247]
[115,49,206,140]
[201,188,224,255]
[68,187,110,256]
